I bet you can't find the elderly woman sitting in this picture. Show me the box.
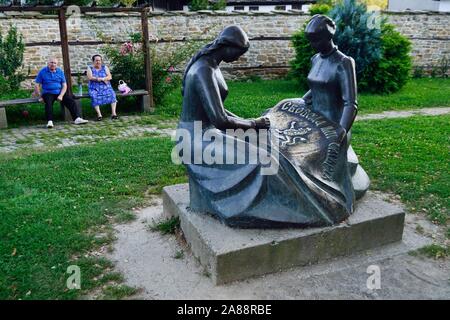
[86,54,118,121]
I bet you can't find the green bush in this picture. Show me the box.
[412,66,425,79]
[188,0,209,10]
[436,55,449,78]
[290,0,412,94]
[290,28,315,90]
[210,0,227,10]
[359,24,412,93]
[188,0,227,11]
[309,4,332,15]
[0,25,25,93]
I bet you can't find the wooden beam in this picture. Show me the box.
[58,8,73,96]
[141,8,154,111]
[58,7,75,121]
[0,6,146,13]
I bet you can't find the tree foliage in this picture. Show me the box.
[189,0,227,11]
[330,0,383,77]
[0,25,25,93]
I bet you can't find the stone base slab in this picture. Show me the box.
[162,184,405,285]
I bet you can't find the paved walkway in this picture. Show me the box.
[0,115,175,153]
[355,107,450,121]
[1,107,449,153]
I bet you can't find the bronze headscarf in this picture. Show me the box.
[182,25,250,96]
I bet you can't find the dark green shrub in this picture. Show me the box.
[0,25,25,93]
[437,55,449,78]
[189,0,227,11]
[413,66,425,79]
[359,24,412,93]
[309,4,332,15]
[290,28,315,90]
[0,74,10,95]
[210,0,227,10]
[188,0,209,10]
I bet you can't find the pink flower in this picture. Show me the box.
[168,66,175,73]
[120,41,134,55]
[165,76,172,83]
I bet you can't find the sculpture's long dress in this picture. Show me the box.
[176,54,369,229]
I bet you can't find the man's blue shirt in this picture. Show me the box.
[35,67,66,95]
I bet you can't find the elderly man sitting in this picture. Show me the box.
[34,57,88,128]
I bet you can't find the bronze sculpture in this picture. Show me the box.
[176,18,370,229]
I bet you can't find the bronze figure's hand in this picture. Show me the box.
[255,117,270,129]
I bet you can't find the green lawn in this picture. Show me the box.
[352,115,449,225]
[157,78,450,118]
[0,137,186,299]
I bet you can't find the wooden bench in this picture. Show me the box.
[0,89,151,129]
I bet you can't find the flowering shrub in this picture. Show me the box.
[101,33,201,105]
[120,41,135,56]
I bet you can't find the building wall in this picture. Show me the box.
[440,1,450,12]
[388,0,450,12]
[0,10,448,87]
[182,5,311,12]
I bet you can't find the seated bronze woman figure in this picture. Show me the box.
[177,20,369,229]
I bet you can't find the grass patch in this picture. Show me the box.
[148,216,180,235]
[352,115,449,225]
[0,137,186,299]
[15,138,34,145]
[173,250,184,260]
[155,78,450,119]
[412,244,450,259]
[101,284,138,300]
[415,225,425,235]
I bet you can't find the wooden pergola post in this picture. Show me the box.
[141,7,154,112]
[58,7,77,121]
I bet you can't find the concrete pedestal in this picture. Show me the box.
[163,184,405,285]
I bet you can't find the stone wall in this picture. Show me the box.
[0,10,448,88]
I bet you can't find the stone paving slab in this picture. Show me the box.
[0,115,176,153]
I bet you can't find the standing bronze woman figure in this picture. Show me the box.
[177,21,369,229]
[300,14,370,199]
